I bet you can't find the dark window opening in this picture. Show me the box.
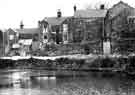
[44,35,47,39]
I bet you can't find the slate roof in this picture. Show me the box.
[7,28,16,35]
[110,1,134,10]
[16,28,40,34]
[43,17,68,26]
[108,1,134,19]
[128,9,135,18]
[74,9,107,18]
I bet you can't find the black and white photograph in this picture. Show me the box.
[0,0,135,95]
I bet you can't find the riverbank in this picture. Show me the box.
[0,54,134,74]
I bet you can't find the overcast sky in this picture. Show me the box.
[0,0,134,29]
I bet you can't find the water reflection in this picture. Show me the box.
[0,70,134,95]
[30,75,56,89]
[10,71,30,88]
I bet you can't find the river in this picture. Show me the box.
[0,69,134,95]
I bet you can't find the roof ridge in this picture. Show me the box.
[109,1,134,10]
[77,9,107,11]
[42,17,68,25]
[119,1,134,8]
[44,16,69,18]
[74,9,107,18]
[16,28,38,30]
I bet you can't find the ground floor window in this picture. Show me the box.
[63,32,68,41]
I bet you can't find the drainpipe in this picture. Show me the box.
[102,17,105,54]
[2,31,4,56]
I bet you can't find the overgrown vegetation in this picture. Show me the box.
[0,56,135,74]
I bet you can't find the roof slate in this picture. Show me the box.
[43,17,68,26]
[128,9,135,17]
[16,28,40,34]
[108,1,134,19]
[7,28,17,34]
[74,9,107,18]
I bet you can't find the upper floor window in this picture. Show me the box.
[128,17,135,24]
[9,35,14,40]
[63,24,68,32]
[44,35,47,39]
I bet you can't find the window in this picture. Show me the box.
[63,24,68,31]
[9,35,14,40]
[63,32,68,41]
[73,30,83,42]
[128,18,135,24]
[133,19,135,23]
[64,33,67,41]
[44,35,47,39]
[121,32,135,38]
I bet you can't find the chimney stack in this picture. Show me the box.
[74,5,77,12]
[100,4,105,9]
[20,21,24,29]
[38,20,41,27]
[57,9,62,18]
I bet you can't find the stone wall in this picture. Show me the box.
[63,17,103,45]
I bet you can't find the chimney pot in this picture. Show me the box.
[57,9,62,18]
[74,5,77,12]
[38,20,41,27]
[20,21,24,29]
[100,4,105,9]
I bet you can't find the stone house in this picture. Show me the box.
[6,28,18,46]
[4,28,19,55]
[73,8,107,43]
[39,5,107,53]
[39,10,69,44]
[61,5,107,53]
[59,5,107,45]
[105,1,135,54]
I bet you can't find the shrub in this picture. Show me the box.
[100,57,116,68]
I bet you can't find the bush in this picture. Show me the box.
[88,58,100,68]
[100,57,116,68]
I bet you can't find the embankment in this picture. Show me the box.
[0,55,134,74]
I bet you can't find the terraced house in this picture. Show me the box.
[39,9,70,44]
[5,1,135,55]
[40,5,107,53]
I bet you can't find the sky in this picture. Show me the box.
[0,0,135,29]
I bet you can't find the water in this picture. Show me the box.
[0,69,134,95]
